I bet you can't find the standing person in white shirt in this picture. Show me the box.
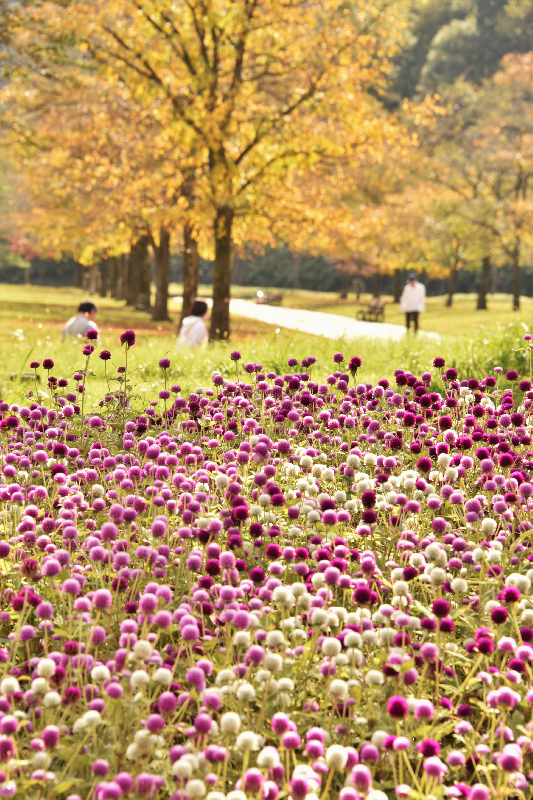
[400,273,426,334]
[62,302,99,340]
[177,299,209,347]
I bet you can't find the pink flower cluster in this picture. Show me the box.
[0,338,531,799]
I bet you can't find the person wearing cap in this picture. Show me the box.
[62,301,99,340]
[400,273,426,334]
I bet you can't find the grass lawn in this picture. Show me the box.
[0,283,531,410]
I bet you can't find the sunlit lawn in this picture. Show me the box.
[0,283,531,410]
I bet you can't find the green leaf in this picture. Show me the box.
[54,779,79,793]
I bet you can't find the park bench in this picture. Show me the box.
[256,291,284,306]
[356,297,386,323]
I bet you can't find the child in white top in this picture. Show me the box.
[177,299,209,347]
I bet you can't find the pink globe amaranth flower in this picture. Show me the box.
[420,643,439,663]
[414,700,434,720]
[500,744,522,772]
[186,667,206,692]
[281,731,301,749]
[244,769,263,794]
[359,743,379,762]
[387,696,408,719]
[134,774,155,797]
[392,737,410,752]
[93,590,112,610]
[446,751,466,767]
[158,691,177,716]
[91,760,109,777]
[423,757,448,779]
[351,765,371,792]
[271,712,291,735]
[42,726,60,749]
[416,739,440,758]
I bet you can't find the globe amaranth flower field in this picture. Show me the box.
[0,329,533,800]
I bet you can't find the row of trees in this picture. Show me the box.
[1,0,439,336]
[325,54,533,311]
[1,1,532,322]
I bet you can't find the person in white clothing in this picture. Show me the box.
[62,301,99,340]
[177,299,209,347]
[400,273,426,334]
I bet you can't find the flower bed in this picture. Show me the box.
[0,333,532,800]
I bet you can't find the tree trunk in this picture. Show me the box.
[88,264,99,295]
[115,254,127,301]
[373,268,382,298]
[446,259,458,307]
[108,256,118,298]
[210,206,233,340]
[126,242,141,305]
[393,269,402,303]
[293,252,301,290]
[180,223,199,329]
[127,236,150,307]
[138,239,152,309]
[100,258,109,298]
[340,270,349,300]
[152,227,171,321]
[491,259,497,294]
[476,256,490,310]
[512,251,521,311]
[75,262,84,288]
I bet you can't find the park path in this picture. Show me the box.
[228,298,439,341]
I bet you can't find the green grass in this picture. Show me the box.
[0,283,531,410]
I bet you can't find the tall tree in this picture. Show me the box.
[14,0,413,339]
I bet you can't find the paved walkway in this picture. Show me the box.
[170,296,439,341]
[229,299,439,342]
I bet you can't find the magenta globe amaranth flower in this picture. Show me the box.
[387,696,408,719]
[120,330,136,347]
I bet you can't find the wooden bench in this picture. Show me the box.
[356,298,386,322]
[256,291,283,306]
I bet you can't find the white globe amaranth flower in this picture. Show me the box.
[326,744,348,769]
[233,631,251,647]
[365,670,384,685]
[37,658,56,678]
[132,640,153,660]
[130,669,150,688]
[257,746,280,768]
[236,731,259,751]
[264,653,283,672]
[32,750,52,769]
[31,677,48,695]
[329,679,348,698]
[215,473,229,489]
[506,573,531,594]
[481,518,497,535]
[185,779,206,799]
[43,691,62,707]
[451,578,469,593]
[266,630,285,647]
[172,760,193,778]
[0,678,20,695]
[393,581,409,597]
[153,668,173,686]
[236,682,256,701]
[91,665,111,682]
[321,638,342,657]
[220,712,241,734]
